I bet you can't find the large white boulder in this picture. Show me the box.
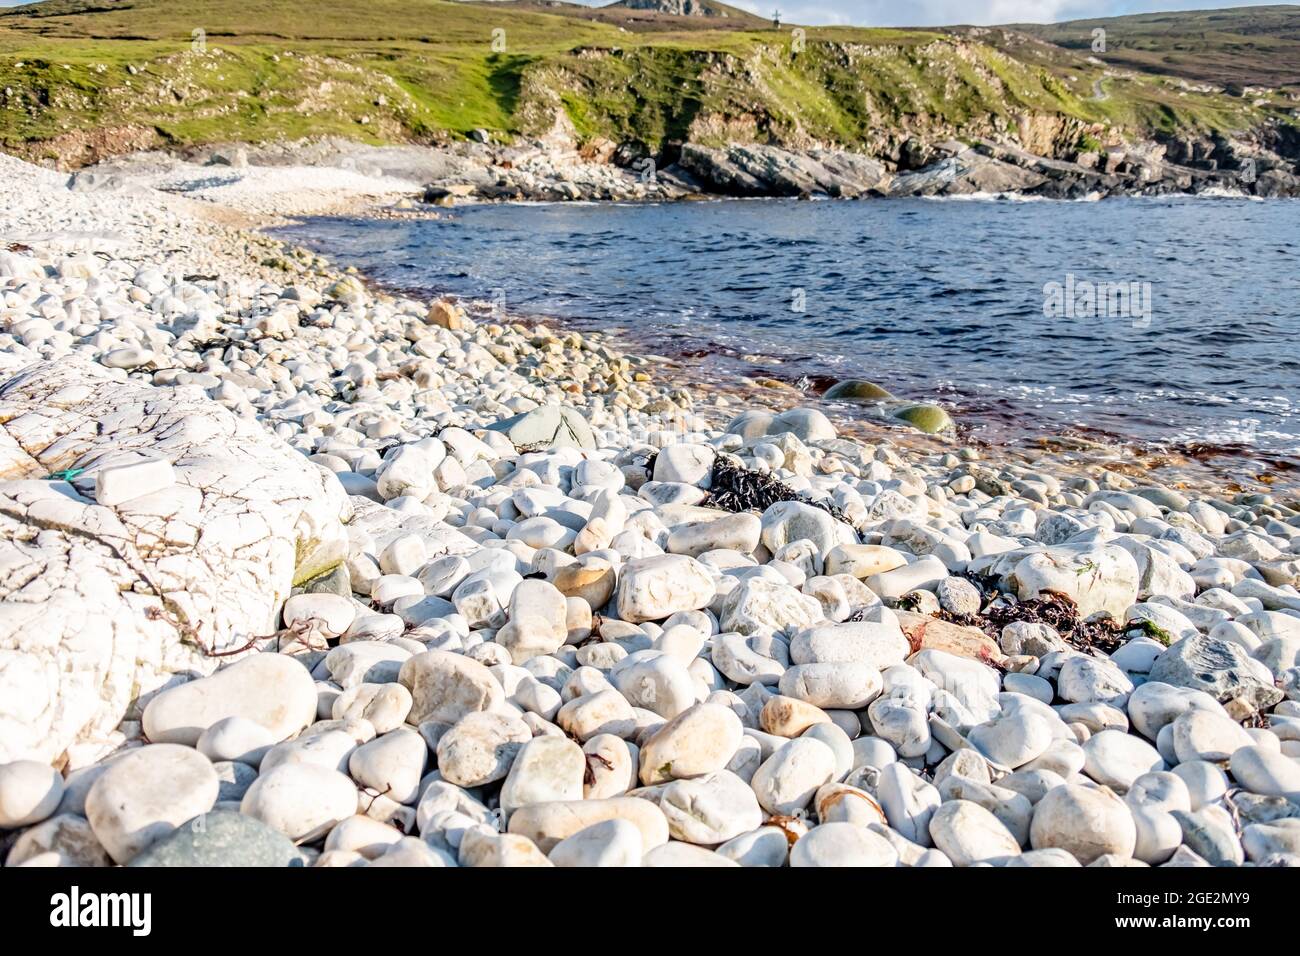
[0,360,351,765]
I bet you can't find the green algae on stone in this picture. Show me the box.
[128,810,306,867]
[893,403,954,434]
[824,379,894,402]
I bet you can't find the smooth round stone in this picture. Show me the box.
[85,744,219,864]
[779,662,881,710]
[710,632,788,686]
[1229,746,1300,800]
[824,379,894,402]
[349,728,428,802]
[850,736,898,771]
[815,783,887,827]
[0,760,64,829]
[611,653,697,719]
[197,717,276,767]
[1004,672,1053,704]
[934,775,1033,845]
[142,654,317,746]
[789,621,909,668]
[969,711,1053,768]
[667,513,762,557]
[1058,701,1128,734]
[616,554,716,623]
[867,697,930,758]
[508,797,670,854]
[643,842,740,867]
[459,829,553,867]
[128,810,304,867]
[1171,806,1243,866]
[399,650,504,725]
[1171,760,1231,810]
[557,689,637,741]
[790,822,899,867]
[549,818,643,867]
[332,683,413,733]
[5,813,111,867]
[262,727,360,775]
[1130,804,1182,865]
[929,800,1022,866]
[824,544,908,579]
[1003,848,1081,867]
[1242,819,1300,862]
[1171,710,1254,764]
[1126,681,1219,741]
[499,735,585,814]
[638,702,743,785]
[717,826,790,867]
[283,592,356,636]
[436,712,531,788]
[1056,656,1134,706]
[583,735,638,799]
[496,579,569,663]
[998,769,1066,805]
[877,762,941,846]
[240,763,358,844]
[803,722,854,780]
[1082,730,1165,791]
[760,500,846,558]
[324,815,406,859]
[751,738,837,815]
[1126,771,1191,812]
[659,770,763,844]
[1030,784,1137,865]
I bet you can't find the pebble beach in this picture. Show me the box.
[1,150,1299,870]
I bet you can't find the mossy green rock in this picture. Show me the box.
[824,379,894,402]
[894,403,954,434]
[128,811,306,867]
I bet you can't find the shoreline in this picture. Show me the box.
[2,148,1299,869]
[268,198,1299,502]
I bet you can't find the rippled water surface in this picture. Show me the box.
[278,196,1300,464]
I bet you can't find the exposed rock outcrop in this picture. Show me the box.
[0,360,351,766]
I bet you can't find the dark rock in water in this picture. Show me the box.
[824,379,894,402]
[128,810,306,867]
[1147,633,1284,712]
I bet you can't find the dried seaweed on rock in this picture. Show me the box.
[704,458,852,524]
[981,590,1126,655]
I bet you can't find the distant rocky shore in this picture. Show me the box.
[68,130,1300,212]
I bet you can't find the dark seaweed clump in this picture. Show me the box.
[643,451,852,524]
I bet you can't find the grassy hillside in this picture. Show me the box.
[1004,4,1300,90]
[0,0,1296,166]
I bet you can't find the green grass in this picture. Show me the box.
[1,0,1296,165]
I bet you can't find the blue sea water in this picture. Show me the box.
[276,195,1300,465]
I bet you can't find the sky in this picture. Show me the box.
[586,0,1282,27]
[0,0,1286,25]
